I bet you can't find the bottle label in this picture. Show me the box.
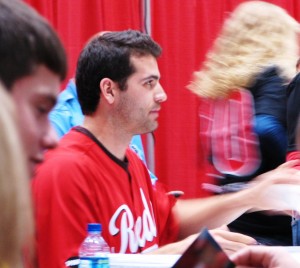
[79,257,109,268]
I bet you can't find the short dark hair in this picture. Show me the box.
[0,0,67,89]
[75,30,162,115]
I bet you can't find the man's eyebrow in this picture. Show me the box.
[140,75,160,82]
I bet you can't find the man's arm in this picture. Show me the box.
[147,161,300,255]
[173,160,300,239]
[147,229,257,255]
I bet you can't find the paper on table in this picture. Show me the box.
[108,253,180,268]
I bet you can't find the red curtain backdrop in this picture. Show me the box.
[25,0,143,87]
[25,0,300,198]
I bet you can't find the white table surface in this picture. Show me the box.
[107,246,300,267]
[108,253,180,268]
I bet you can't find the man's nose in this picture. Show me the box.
[154,84,167,103]
[42,125,58,150]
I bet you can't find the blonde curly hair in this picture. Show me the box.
[0,85,33,268]
[188,1,300,99]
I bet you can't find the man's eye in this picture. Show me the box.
[37,106,48,115]
[146,80,153,87]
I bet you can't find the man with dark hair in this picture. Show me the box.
[32,30,300,267]
[0,0,67,267]
[0,0,67,174]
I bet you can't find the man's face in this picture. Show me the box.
[10,65,60,175]
[115,55,167,135]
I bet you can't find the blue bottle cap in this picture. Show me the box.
[87,223,102,232]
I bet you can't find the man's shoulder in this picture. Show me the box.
[34,133,96,187]
[42,131,92,165]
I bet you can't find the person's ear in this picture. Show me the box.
[100,78,116,104]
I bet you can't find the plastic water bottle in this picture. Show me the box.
[79,223,110,268]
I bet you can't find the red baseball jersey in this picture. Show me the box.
[32,127,179,268]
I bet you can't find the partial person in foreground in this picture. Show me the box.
[0,0,67,266]
[32,30,300,268]
[0,0,67,176]
[0,85,33,268]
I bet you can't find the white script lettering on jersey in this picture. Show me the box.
[109,188,158,253]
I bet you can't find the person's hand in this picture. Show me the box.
[210,226,257,256]
[253,160,300,184]
[244,160,300,211]
[231,246,299,267]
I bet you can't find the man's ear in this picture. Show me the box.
[100,78,116,104]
